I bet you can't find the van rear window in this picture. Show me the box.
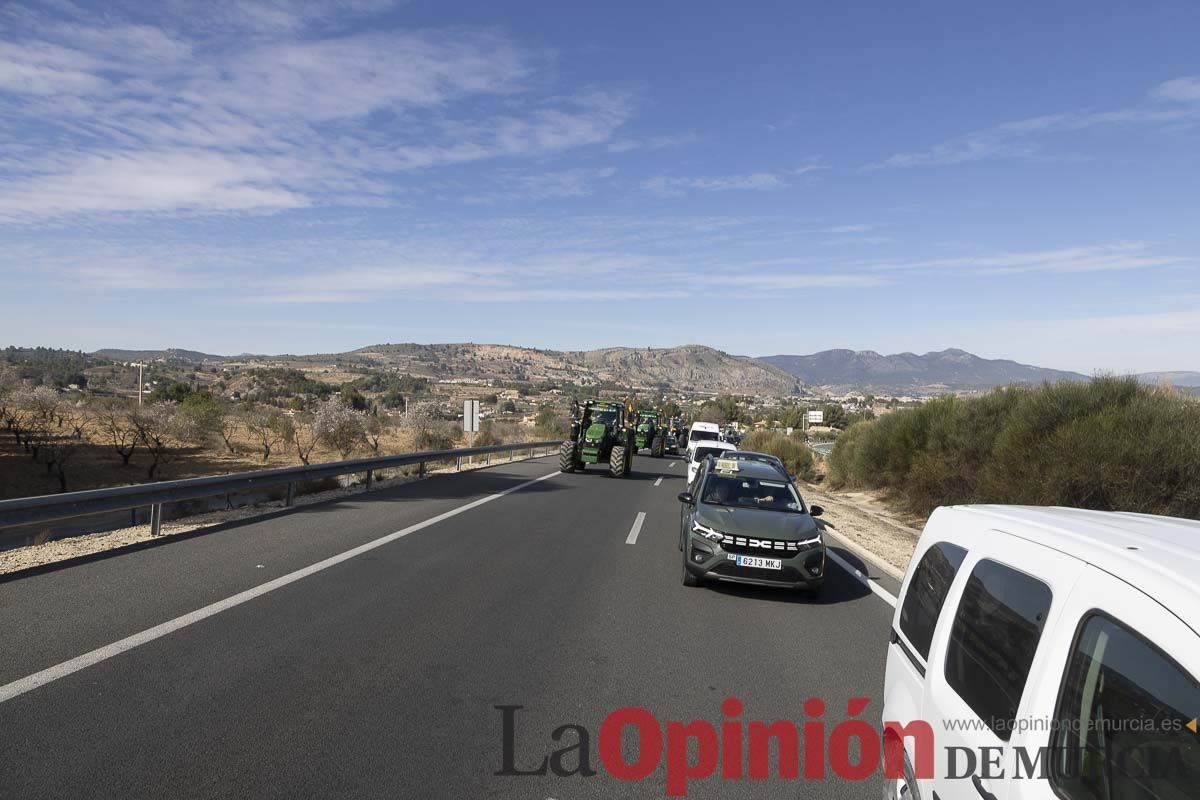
[898,542,967,660]
[944,559,1052,741]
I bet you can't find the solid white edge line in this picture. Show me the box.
[625,511,647,545]
[654,477,663,486]
[826,550,897,608]
[0,469,563,705]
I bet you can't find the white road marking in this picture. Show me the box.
[625,512,647,545]
[0,470,563,705]
[826,550,897,607]
[654,477,663,486]
[667,462,676,468]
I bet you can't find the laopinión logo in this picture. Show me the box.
[494,698,1195,797]
[495,697,921,796]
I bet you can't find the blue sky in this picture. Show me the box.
[0,0,1197,373]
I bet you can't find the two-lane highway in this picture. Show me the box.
[0,455,898,798]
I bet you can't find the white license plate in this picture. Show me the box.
[735,555,782,570]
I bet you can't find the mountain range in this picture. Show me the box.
[760,348,1089,393]
[88,343,1183,396]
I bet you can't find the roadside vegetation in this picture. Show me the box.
[826,377,1200,519]
[740,430,815,480]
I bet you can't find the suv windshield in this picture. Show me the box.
[690,430,718,442]
[700,474,804,513]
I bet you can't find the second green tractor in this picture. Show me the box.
[632,409,666,458]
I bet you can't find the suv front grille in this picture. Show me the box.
[713,534,821,557]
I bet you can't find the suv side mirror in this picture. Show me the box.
[809,505,824,517]
[677,491,695,505]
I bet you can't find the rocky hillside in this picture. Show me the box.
[761,348,1087,393]
[350,343,801,395]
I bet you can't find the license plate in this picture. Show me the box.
[735,555,782,570]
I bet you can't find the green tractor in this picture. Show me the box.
[559,400,635,477]
[632,409,666,457]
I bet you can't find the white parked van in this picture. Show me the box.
[883,505,1200,800]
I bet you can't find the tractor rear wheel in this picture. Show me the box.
[651,436,664,457]
[609,444,628,478]
[559,441,578,473]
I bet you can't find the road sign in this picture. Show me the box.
[807,410,824,425]
[463,400,480,433]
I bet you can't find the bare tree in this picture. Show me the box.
[242,406,293,463]
[364,413,390,454]
[129,403,177,480]
[287,413,321,465]
[16,386,59,460]
[97,398,139,466]
[42,435,82,492]
[217,413,241,455]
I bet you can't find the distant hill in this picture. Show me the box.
[350,343,801,396]
[92,348,233,363]
[760,348,1088,393]
[1137,371,1200,388]
[89,342,802,396]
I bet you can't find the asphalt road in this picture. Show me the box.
[0,454,900,799]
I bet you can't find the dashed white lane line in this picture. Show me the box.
[625,512,647,545]
[667,462,675,468]
[826,550,898,607]
[0,469,563,705]
[654,477,663,486]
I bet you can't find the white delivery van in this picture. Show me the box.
[883,505,1200,800]
[685,421,720,453]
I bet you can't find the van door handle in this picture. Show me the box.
[972,775,998,800]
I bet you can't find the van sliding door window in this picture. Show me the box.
[944,558,1052,740]
[1049,613,1200,800]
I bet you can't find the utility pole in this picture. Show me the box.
[135,362,145,405]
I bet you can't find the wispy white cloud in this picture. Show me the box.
[0,4,632,220]
[606,132,696,153]
[871,242,1192,275]
[1151,76,1200,104]
[824,223,883,234]
[641,162,827,197]
[868,76,1200,169]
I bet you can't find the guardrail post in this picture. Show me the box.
[509,447,514,462]
[486,451,491,465]
[456,456,461,471]
[150,503,162,536]
[365,469,373,492]
[285,482,295,507]
[418,461,426,478]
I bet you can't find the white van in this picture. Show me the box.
[883,505,1200,800]
[686,439,737,485]
[684,421,721,453]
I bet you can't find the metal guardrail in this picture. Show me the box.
[807,441,837,456]
[0,440,561,537]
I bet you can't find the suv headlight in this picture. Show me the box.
[692,522,725,542]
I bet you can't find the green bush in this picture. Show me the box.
[826,377,1200,519]
[741,430,814,479]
